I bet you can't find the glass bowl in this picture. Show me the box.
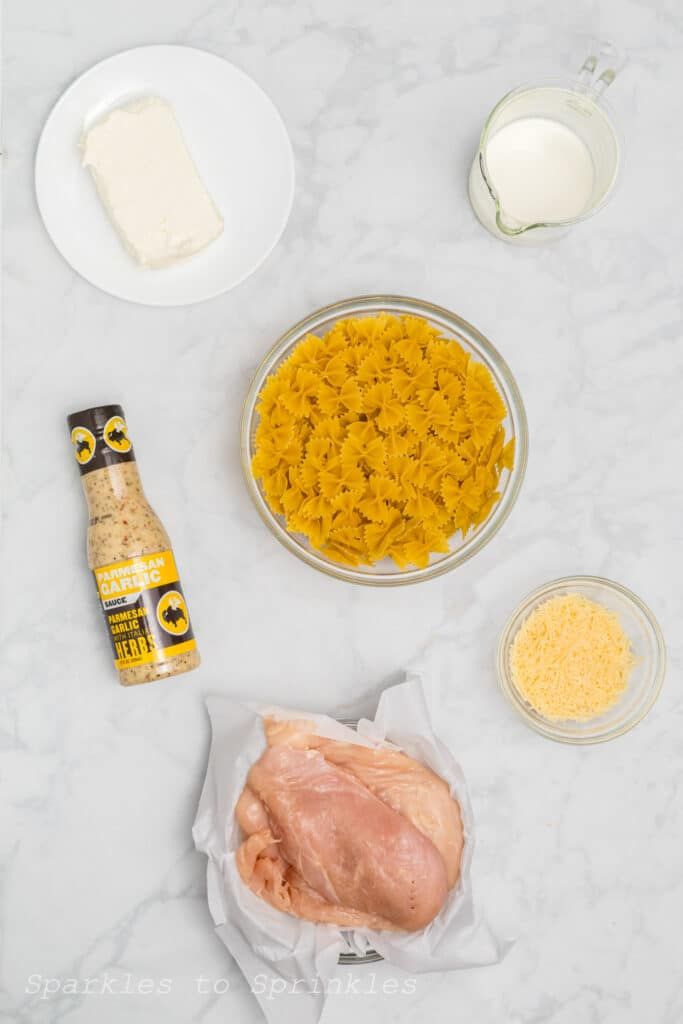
[240,295,528,586]
[497,576,666,744]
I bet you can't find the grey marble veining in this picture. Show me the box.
[1,0,682,1022]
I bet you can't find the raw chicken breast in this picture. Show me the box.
[235,720,464,933]
[236,827,400,930]
[263,718,464,887]
[311,739,464,889]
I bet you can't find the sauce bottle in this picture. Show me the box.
[68,404,200,686]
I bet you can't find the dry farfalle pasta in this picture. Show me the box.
[251,314,515,569]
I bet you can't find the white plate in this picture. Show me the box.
[35,46,295,306]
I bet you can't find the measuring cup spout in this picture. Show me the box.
[478,152,541,237]
[495,210,536,237]
[475,151,528,237]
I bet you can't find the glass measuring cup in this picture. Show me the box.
[468,41,623,243]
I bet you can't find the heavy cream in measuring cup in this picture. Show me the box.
[484,117,594,225]
[469,54,621,243]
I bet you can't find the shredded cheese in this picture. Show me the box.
[510,593,636,721]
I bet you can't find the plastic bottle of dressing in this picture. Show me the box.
[68,404,200,686]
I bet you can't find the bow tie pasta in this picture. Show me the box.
[251,314,515,569]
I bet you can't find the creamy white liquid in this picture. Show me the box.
[485,117,595,225]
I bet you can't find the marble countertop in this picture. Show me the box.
[2,1,682,1022]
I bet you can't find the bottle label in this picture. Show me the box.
[93,550,196,670]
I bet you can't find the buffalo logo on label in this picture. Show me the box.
[104,415,132,453]
[156,590,189,636]
[71,426,96,465]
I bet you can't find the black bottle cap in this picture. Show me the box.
[67,404,136,474]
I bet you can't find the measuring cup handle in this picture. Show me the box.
[577,39,625,97]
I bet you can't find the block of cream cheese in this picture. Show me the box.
[81,96,224,269]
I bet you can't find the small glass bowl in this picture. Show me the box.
[497,576,666,744]
[241,295,528,586]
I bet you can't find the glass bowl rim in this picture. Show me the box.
[240,294,528,586]
[496,574,667,745]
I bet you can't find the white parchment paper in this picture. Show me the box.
[193,675,510,1023]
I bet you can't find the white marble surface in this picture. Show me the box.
[2,1,682,1022]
